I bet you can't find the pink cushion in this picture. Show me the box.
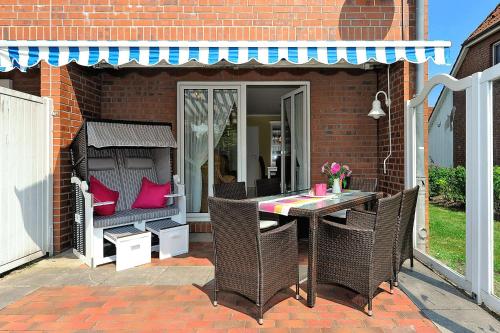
[89,176,119,216]
[132,177,171,209]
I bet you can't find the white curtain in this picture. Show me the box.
[184,90,208,213]
[184,89,237,213]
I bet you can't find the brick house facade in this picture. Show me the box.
[0,0,425,252]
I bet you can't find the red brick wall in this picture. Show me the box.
[0,68,41,96]
[2,0,413,41]
[376,61,415,195]
[453,32,500,166]
[40,63,101,252]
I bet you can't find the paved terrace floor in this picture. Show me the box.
[0,241,498,333]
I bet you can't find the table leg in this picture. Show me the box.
[307,214,318,307]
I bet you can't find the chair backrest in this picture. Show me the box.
[349,177,378,192]
[115,149,160,209]
[255,178,281,197]
[87,148,126,210]
[213,182,247,200]
[88,147,171,211]
[396,186,419,264]
[208,197,260,301]
[372,192,402,276]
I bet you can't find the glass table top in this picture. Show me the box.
[248,189,376,212]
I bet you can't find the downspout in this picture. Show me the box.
[415,0,427,252]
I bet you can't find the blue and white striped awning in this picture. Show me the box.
[0,41,451,72]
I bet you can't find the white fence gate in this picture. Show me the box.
[0,87,52,274]
[406,63,500,313]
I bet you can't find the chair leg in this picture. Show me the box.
[394,273,399,287]
[389,278,394,294]
[410,256,414,268]
[295,282,300,300]
[367,297,373,316]
[257,303,263,325]
[213,284,218,306]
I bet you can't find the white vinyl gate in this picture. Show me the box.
[406,63,500,313]
[0,87,52,274]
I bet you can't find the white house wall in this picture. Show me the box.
[429,88,454,167]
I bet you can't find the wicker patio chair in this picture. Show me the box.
[213,181,247,200]
[324,177,379,223]
[317,192,402,316]
[394,186,419,286]
[256,178,281,197]
[208,197,300,324]
[212,182,278,230]
[349,177,378,192]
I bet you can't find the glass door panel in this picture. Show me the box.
[213,89,239,187]
[293,90,307,190]
[281,96,292,192]
[184,89,209,213]
[281,87,307,193]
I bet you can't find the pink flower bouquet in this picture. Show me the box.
[321,162,352,189]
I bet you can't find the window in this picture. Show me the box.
[493,42,500,65]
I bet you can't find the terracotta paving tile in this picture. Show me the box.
[0,283,438,332]
[0,241,440,332]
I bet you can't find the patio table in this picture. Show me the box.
[249,189,383,307]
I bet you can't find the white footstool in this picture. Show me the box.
[146,219,189,260]
[104,225,152,271]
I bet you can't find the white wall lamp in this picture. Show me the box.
[368,66,391,174]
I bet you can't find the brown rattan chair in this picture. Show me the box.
[349,177,378,192]
[393,186,419,286]
[317,192,402,316]
[213,182,278,230]
[208,197,300,324]
[256,178,281,197]
[213,181,247,200]
[324,177,379,222]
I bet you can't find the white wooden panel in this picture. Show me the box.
[428,89,454,167]
[0,87,51,274]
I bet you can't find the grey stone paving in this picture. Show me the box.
[398,260,500,333]
[0,250,498,333]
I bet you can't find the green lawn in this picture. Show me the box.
[429,204,500,295]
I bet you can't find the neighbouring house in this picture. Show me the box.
[429,4,500,167]
[0,1,449,259]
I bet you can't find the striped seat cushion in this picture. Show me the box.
[94,206,180,228]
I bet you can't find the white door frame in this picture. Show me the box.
[177,81,311,221]
[405,63,500,313]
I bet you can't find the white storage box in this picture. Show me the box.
[104,225,151,271]
[146,219,189,259]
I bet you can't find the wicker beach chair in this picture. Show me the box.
[317,192,402,316]
[394,186,419,285]
[208,197,300,324]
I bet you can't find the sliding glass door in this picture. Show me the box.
[180,86,241,214]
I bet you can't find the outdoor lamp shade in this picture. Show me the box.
[368,99,386,119]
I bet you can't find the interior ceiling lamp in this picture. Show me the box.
[368,65,391,174]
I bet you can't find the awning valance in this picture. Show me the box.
[87,121,177,149]
[0,40,451,72]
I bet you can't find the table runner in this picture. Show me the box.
[259,194,332,216]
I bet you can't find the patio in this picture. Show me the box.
[0,241,498,332]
